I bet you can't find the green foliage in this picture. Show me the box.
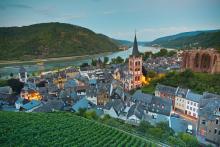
[153,49,177,58]
[142,70,220,94]
[103,56,109,64]
[178,133,199,147]
[111,56,124,64]
[80,62,89,68]
[150,30,220,49]
[168,136,185,147]
[0,111,149,146]
[91,59,97,66]
[0,22,119,60]
[147,70,157,78]
[0,80,8,87]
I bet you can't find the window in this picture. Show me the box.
[194,103,196,106]
[216,119,219,125]
[214,128,217,134]
[190,107,192,110]
[188,101,189,104]
[193,108,195,112]
[201,120,206,125]
[191,102,193,105]
[187,106,189,109]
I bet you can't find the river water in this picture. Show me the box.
[0,46,172,78]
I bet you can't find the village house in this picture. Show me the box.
[103,99,126,118]
[185,91,202,118]
[174,88,189,114]
[155,83,178,107]
[197,93,220,146]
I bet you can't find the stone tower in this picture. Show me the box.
[127,33,143,90]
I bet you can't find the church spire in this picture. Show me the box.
[132,31,140,56]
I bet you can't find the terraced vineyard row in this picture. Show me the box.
[0,112,154,146]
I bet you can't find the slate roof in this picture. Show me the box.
[148,96,172,116]
[186,91,202,102]
[19,67,26,73]
[155,84,177,96]
[198,98,220,120]
[176,88,189,98]
[127,103,145,119]
[64,79,78,89]
[86,85,97,98]
[34,100,64,112]
[0,86,12,94]
[21,100,41,110]
[132,90,152,104]
[105,99,126,116]
[131,34,140,56]
[72,98,90,112]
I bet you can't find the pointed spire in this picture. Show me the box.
[132,31,140,56]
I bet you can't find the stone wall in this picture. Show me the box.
[181,49,220,74]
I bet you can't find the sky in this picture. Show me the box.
[0,0,220,41]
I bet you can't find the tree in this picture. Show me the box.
[178,133,199,147]
[147,70,157,78]
[137,121,152,133]
[10,73,13,77]
[7,78,24,94]
[91,59,97,66]
[80,63,89,68]
[77,108,87,117]
[104,57,109,65]
[167,50,177,57]
[85,111,98,120]
[168,136,185,147]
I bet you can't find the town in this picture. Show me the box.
[0,34,220,146]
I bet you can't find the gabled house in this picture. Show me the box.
[197,97,220,146]
[127,103,145,124]
[155,83,178,107]
[132,90,152,106]
[103,99,126,118]
[185,91,202,118]
[174,88,190,113]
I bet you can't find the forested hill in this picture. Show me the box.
[147,30,220,51]
[0,22,119,60]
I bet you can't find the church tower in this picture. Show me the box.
[127,33,143,90]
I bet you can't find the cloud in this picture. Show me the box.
[0,3,32,10]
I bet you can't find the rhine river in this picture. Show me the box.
[0,46,173,78]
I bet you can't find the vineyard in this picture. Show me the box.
[0,111,155,147]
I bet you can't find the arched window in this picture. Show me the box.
[194,53,200,68]
[213,55,217,65]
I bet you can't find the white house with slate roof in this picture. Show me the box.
[185,91,202,118]
[174,88,190,113]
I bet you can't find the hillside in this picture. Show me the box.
[0,22,119,60]
[142,70,220,95]
[147,30,220,51]
[0,111,150,146]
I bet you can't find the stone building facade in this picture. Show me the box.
[181,49,220,74]
[125,34,143,91]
